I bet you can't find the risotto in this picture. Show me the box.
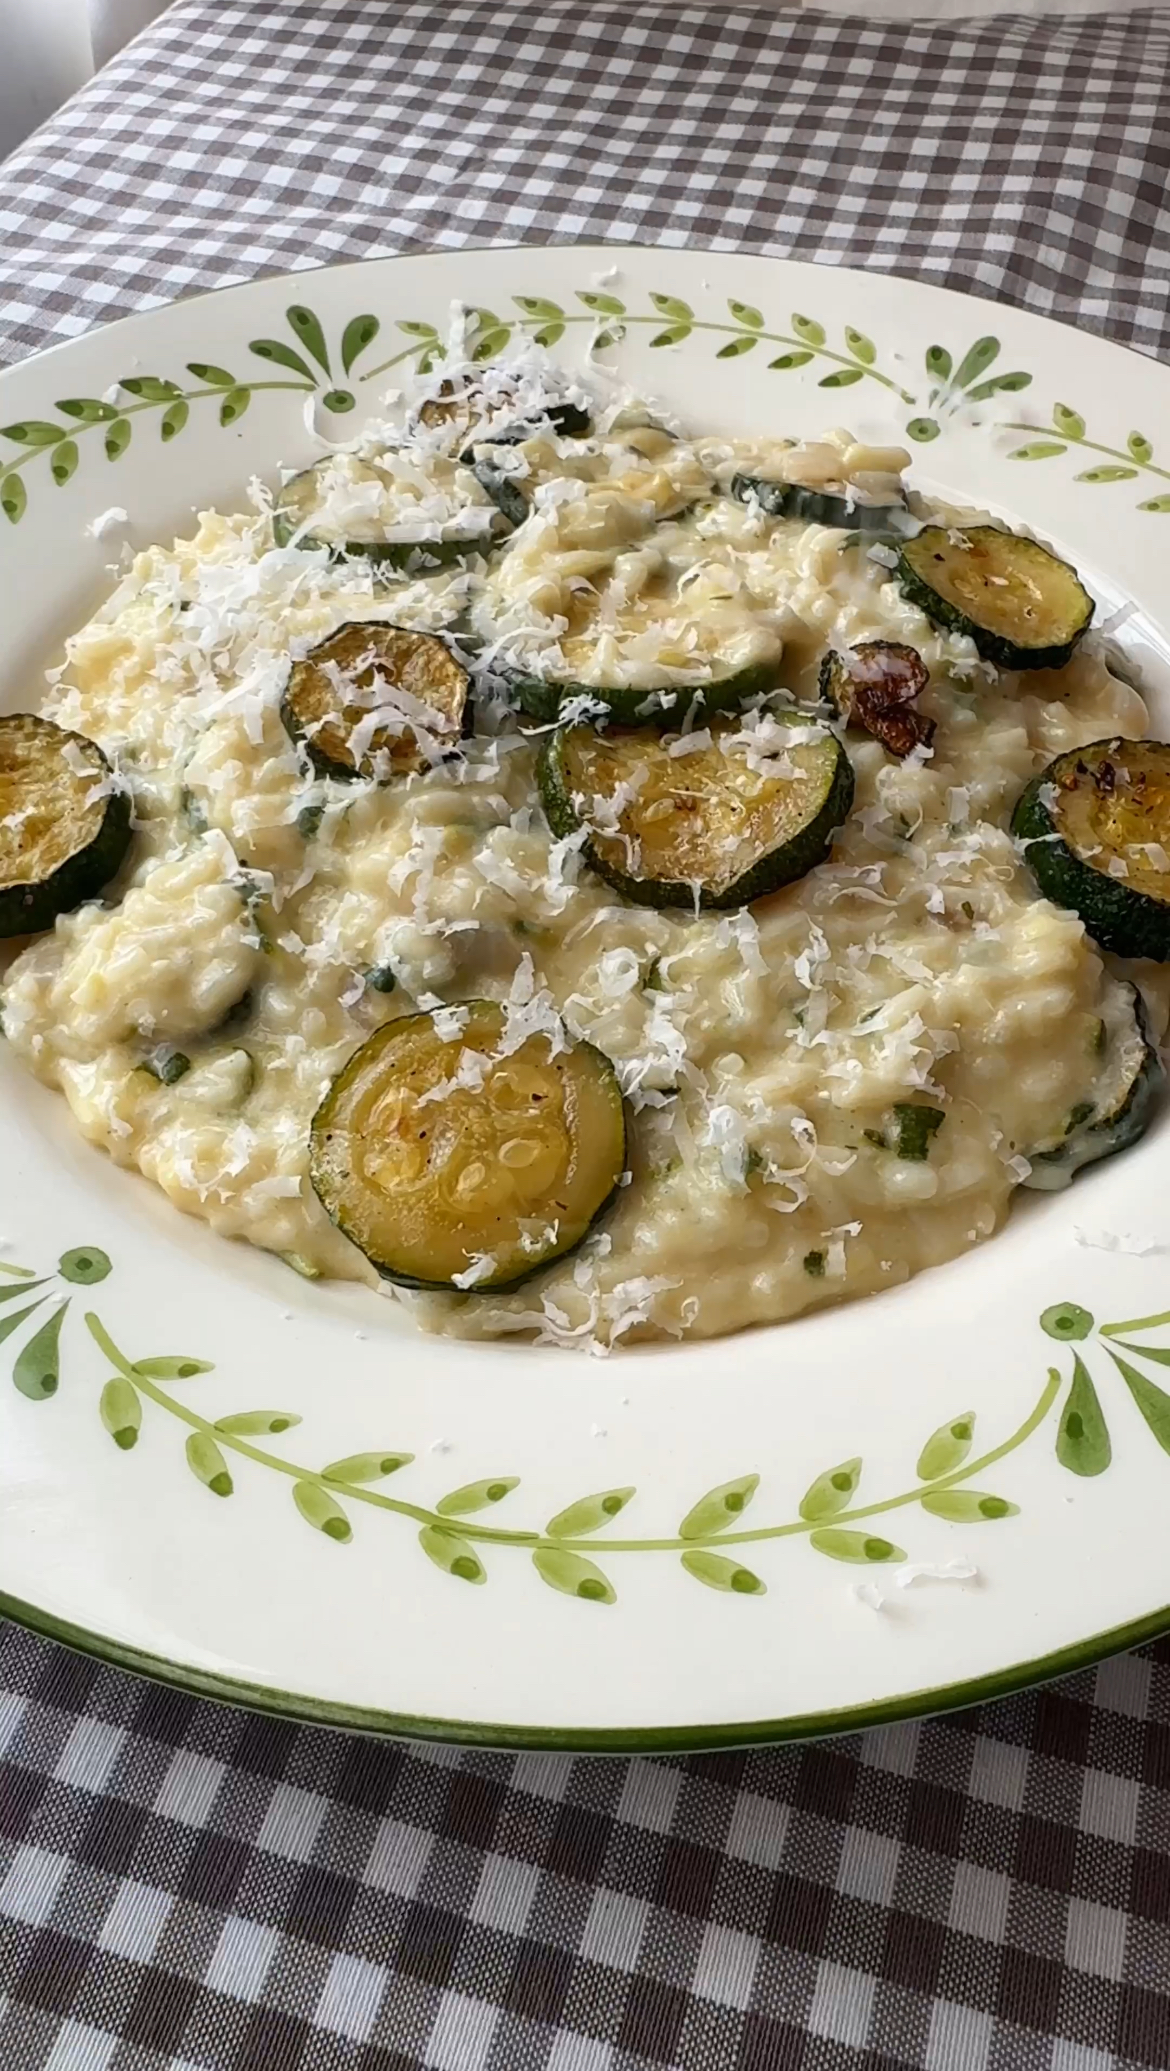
[1,350,1163,1350]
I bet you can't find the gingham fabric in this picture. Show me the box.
[4,0,1170,365]
[3,1626,1170,2071]
[2,2,1170,2066]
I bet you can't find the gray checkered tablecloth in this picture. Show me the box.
[3,2,1170,2066]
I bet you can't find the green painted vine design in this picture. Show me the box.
[3,282,1166,529]
[0,304,382,526]
[7,1249,1169,1608]
[1007,404,1170,513]
[1039,1298,1170,1473]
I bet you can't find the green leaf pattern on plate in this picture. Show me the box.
[4,277,1157,523]
[1052,402,1086,438]
[100,1376,141,1450]
[133,1355,213,1378]
[681,1550,766,1594]
[51,441,79,486]
[215,1410,302,1437]
[294,1480,352,1542]
[185,1431,232,1498]
[1003,404,1170,506]
[1056,1355,1111,1477]
[436,1476,520,1516]
[420,1525,486,1584]
[1108,1351,1170,1455]
[0,1300,47,1347]
[799,1458,862,1522]
[811,1529,905,1565]
[679,1475,760,1540]
[916,1414,974,1481]
[59,1248,111,1286]
[920,1491,1018,1522]
[532,1546,615,1603]
[7,1188,1170,1609]
[0,1278,46,1305]
[13,1303,68,1401]
[322,1450,413,1484]
[546,1488,636,1537]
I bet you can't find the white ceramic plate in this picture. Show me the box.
[3,246,1170,1751]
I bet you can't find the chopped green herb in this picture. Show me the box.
[892,1103,945,1159]
[644,955,664,992]
[803,1249,826,1278]
[180,787,208,835]
[1064,1100,1096,1135]
[142,1050,191,1086]
[365,965,397,995]
[296,802,325,841]
[1090,1017,1108,1056]
[865,1105,946,1159]
[961,900,975,921]
[217,988,254,1034]
[744,1146,765,1178]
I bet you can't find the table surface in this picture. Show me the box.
[3,4,1170,2067]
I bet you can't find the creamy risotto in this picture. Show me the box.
[1,350,1163,1350]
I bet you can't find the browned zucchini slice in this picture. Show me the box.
[897,525,1093,669]
[1012,737,1170,959]
[309,1002,626,1289]
[732,474,906,533]
[0,714,131,938]
[273,459,504,567]
[1023,980,1161,1186]
[538,719,853,909]
[281,624,469,782]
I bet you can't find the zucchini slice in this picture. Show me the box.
[1023,980,1162,1189]
[819,642,933,758]
[538,719,854,909]
[459,406,593,531]
[0,714,132,938]
[1012,737,1170,959]
[469,460,530,530]
[309,1001,626,1290]
[509,657,781,728]
[281,623,469,783]
[457,403,591,462]
[897,525,1093,669]
[273,460,505,568]
[731,473,906,534]
[418,379,590,440]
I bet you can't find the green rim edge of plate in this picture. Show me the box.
[2,1587,1165,1751]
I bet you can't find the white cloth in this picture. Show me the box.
[90,0,167,67]
[2,0,1167,166]
[0,1,167,159]
[0,0,92,159]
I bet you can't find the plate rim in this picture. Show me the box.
[5,236,1166,387]
[3,1584,1165,1750]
